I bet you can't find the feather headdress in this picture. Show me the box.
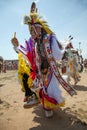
[23,2,53,34]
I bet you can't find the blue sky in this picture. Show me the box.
[0,0,87,60]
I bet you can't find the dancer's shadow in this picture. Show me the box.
[73,85,87,91]
[29,105,87,130]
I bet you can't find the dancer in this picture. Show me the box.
[22,2,76,117]
[11,2,76,117]
[61,39,81,85]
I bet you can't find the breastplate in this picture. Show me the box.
[36,40,50,72]
[37,39,45,57]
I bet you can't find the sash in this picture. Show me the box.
[43,38,77,96]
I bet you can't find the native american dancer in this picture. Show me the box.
[61,36,81,85]
[20,2,77,117]
[11,2,77,118]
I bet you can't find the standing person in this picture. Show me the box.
[11,2,76,117]
[23,2,76,117]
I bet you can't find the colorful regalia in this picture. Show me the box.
[22,2,76,112]
[11,2,77,117]
[61,41,81,85]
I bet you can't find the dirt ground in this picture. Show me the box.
[0,70,87,130]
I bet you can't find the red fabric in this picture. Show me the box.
[26,48,37,80]
[41,90,58,106]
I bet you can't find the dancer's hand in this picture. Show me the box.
[11,32,19,46]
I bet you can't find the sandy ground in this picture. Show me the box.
[0,70,87,130]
